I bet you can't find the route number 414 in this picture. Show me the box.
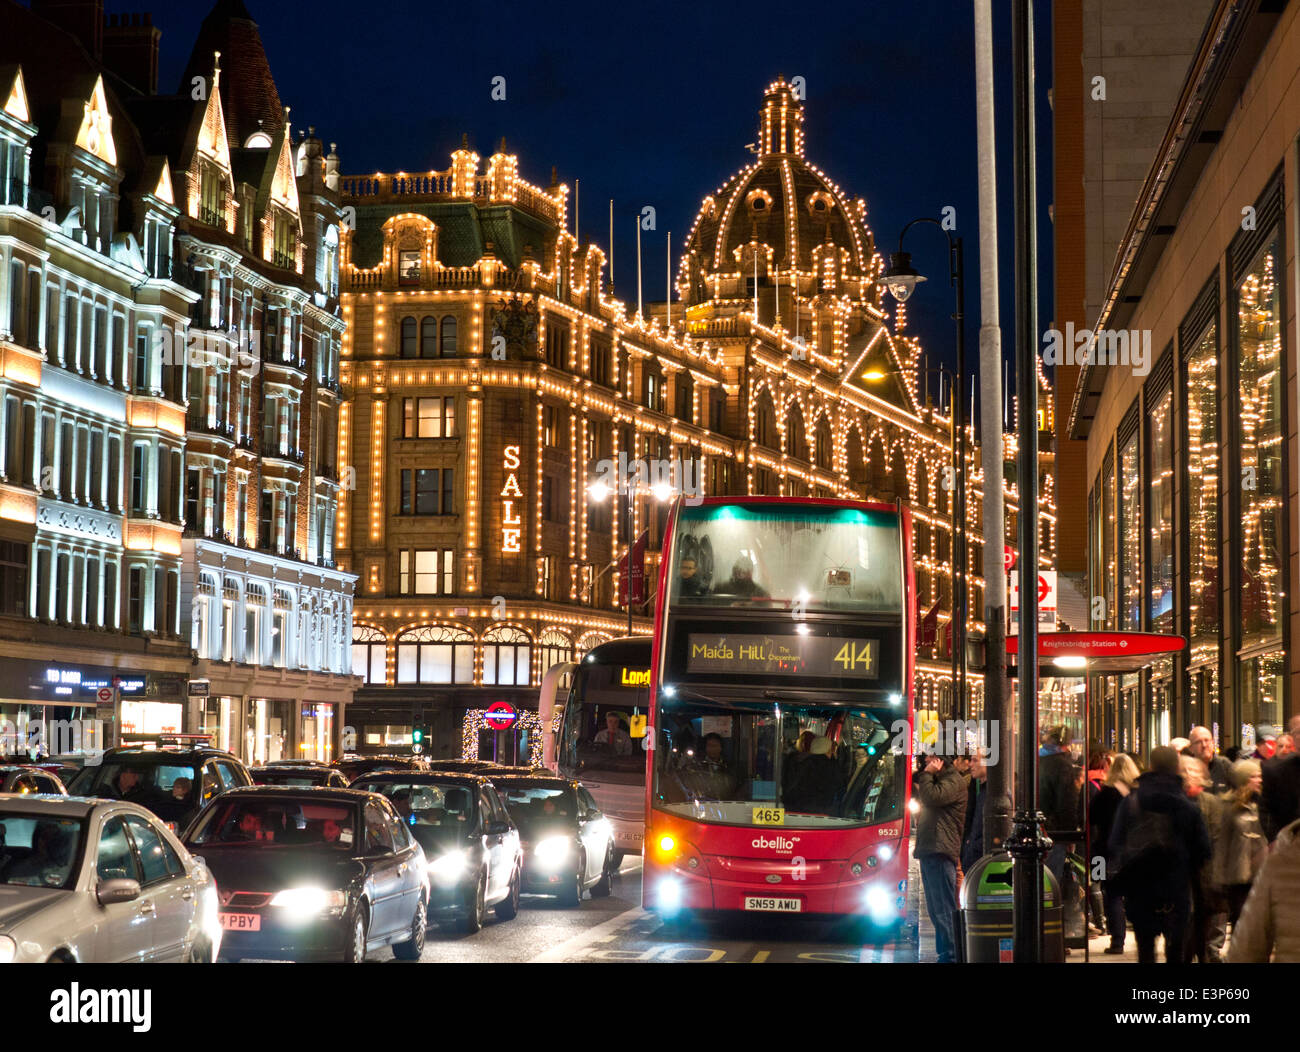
[832,642,874,672]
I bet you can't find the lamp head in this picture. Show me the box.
[883,251,926,303]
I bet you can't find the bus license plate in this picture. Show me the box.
[220,912,261,931]
[744,896,801,913]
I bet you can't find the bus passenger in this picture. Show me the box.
[594,712,633,755]
[678,556,706,597]
[786,737,839,814]
[719,555,769,599]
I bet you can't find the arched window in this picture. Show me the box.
[400,316,416,358]
[272,587,293,668]
[440,316,457,357]
[891,447,909,502]
[916,464,930,510]
[815,417,833,470]
[785,405,806,460]
[482,625,532,686]
[846,430,867,491]
[576,631,611,658]
[755,392,776,448]
[539,629,573,675]
[245,583,267,664]
[352,625,386,684]
[396,624,474,684]
[420,317,437,358]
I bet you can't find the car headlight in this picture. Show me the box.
[269,887,347,918]
[0,936,15,964]
[534,836,571,865]
[428,850,467,881]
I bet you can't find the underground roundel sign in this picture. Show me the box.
[484,702,518,730]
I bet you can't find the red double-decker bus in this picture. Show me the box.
[643,497,915,931]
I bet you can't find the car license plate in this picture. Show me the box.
[617,831,642,843]
[219,912,261,931]
[744,896,801,913]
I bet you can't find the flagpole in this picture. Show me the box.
[666,231,672,332]
[608,199,614,293]
[574,178,579,244]
[636,217,643,320]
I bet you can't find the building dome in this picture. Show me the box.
[678,78,876,310]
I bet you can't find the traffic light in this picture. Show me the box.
[412,728,424,744]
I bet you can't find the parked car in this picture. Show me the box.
[183,786,429,963]
[335,755,430,783]
[251,766,350,789]
[350,772,522,933]
[0,766,66,795]
[66,745,252,831]
[492,774,615,906]
[0,795,220,962]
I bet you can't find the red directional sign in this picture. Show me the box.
[1004,546,1017,572]
[1006,631,1186,673]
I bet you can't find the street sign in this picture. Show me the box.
[484,702,518,730]
[1008,569,1057,634]
[96,687,113,704]
[187,679,210,699]
[1004,546,1017,572]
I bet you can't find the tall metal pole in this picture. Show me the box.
[1008,0,1046,962]
[973,0,1011,851]
[952,238,967,720]
[627,484,634,635]
[949,406,958,720]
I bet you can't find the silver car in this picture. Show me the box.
[0,796,221,963]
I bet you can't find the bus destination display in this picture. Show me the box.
[686,633,878,678]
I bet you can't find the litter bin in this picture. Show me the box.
[960,852,1064,962]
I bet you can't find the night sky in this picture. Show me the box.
[136,0,1056,419]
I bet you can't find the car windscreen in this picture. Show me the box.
[0,814,84,889]
[70,761,200,817]
[353,780,475,851]
[188,798,357,849]
[499,786,577,836]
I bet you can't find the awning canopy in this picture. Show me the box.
[1006,631,1186,675]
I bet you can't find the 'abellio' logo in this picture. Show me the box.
[752,835,800,852]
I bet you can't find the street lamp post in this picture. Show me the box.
[586,472,676,633]
[881,221,968,721]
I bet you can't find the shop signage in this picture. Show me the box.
[500,445,523,553]
[188,679,210,698]
[484,702,518,729]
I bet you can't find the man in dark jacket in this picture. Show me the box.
[1038,726,1078,880]
[914,752,968,963]
[1187,726,1232,793]
[1108,746,1212,964]
[960,748,988,873]
[1261,716,1300,842]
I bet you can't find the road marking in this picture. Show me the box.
[527,906,648,963]
[752,950,770,963]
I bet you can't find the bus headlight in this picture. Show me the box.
[534,836,571,866]
[0,936,16,963]
[865,884,894,923]
[658,878,682,912]
[878,844,894,862]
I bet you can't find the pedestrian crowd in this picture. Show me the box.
[911,714,1300,963]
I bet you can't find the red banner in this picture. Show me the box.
[618,531,649,605]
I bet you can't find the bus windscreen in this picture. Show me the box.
[652,698,905,829]
[669,503,903,611]
[558,660,650,781]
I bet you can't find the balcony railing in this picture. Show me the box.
[199,203,224,228]
[316,462,338,482]
[186,415,235,439]
[237,434,258,453]
[273,248,296,270]
[265,443,306,465]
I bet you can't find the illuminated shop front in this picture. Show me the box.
[1073,95,1296,749]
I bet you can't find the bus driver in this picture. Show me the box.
[594,712,633,755]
